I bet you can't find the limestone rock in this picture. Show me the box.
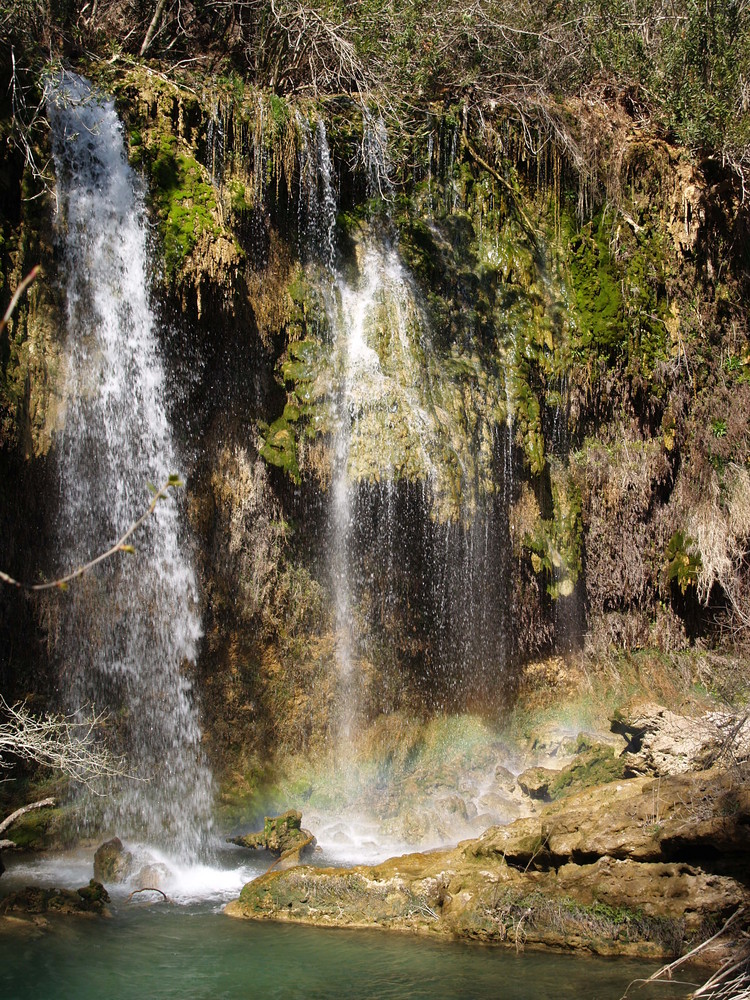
[472,768,750,868]
[227,767,750,958]
[493,765,517,794]
[517,766,558,800]
[612,703,750,776]
[93,837,134,883]
[227,840,749,956]
[134,862,170,889]
[554,857,745,930]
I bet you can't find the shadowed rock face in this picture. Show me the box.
[612,702,750,777]
[226,768,750,957]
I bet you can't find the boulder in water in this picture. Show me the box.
[134,862,170,890]
[228,810,316,858]
[93,837,134,883]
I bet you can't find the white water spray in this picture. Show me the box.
[48,72,213,858]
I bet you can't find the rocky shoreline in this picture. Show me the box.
[226,706,750,965]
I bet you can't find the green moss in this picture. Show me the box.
[622,226,670,374]
[5,805,65,849]
[228,179,253,214]
[566,212,625,361]
[147,135,220,275]
[523,462,583,598]
[259,402,302,482]
[548,744,627,799]
[398,218,442,286]
[268,93,290,129]
[486,887,683,951]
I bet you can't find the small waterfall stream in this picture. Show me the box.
[300,121,512,766]
[47,72,213,857]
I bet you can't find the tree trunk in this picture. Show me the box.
[140,0,169,58]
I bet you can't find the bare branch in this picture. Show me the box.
[0,476,184,592]
[125,887,171,903]
[140,0,171,57]
[0,266,40,336]
[0,797,56,837]
[0,697,131,790]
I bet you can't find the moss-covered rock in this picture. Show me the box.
[228,809,316,858]
[0,880,110,919]
[93,838,134,884]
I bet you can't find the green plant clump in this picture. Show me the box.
[259,403,302,482]
[523,465,583,598]
[548,744,627,799]
[566,213,624,361]
[664,531,702,594]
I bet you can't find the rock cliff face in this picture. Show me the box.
[1,59,750,802]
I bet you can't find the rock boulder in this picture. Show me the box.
[228,810,316,859]
[227,768,750,957]
[612,703,750,776]
[93,837,134,883]
[0,880,110,918]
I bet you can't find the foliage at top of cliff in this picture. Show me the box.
[3,1,750,184]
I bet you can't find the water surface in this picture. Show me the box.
[0,851,671,1000]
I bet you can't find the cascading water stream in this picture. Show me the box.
[47,72,213,858]
[289,122,517,850]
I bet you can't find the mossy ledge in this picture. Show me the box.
[227,767,750,959]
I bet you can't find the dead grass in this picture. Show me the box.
[686,464,750,635]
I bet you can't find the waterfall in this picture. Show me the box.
[297,115,338,271]
[362,111,392,199]
[299,121,512,751]
[47,72,213,857]
[328,240,511,723]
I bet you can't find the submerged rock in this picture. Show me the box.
[228,810,316,859]
[0,880,110,919]
[134,862,170,889]
[93,837,134,883]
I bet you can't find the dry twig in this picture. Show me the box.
[0,697,130,790]
[125,887,171,904]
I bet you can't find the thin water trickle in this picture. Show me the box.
[297,115,338,271]
[362,110,393,199]
[47,72,213,858]
[295,125,515,826]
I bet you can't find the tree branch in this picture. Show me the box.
[125,886,171,903]
[0,698,132,790]
[0,475,184,592]
[0,266,39,335]
[0,797,56,837]
[140,0,170,57]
